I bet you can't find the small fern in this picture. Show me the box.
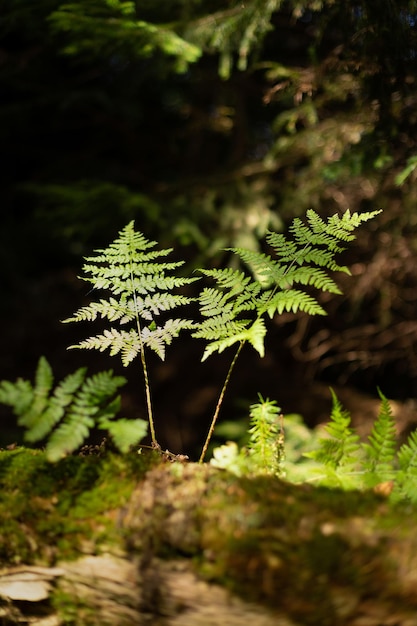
[194,208,381,461]
[63,220,198,447]
[304,389,363,489]
[361,389,397,487]
[394,432,417,502]
[247,395,284,476]
[210,396,284,477]
[0,357,146,461]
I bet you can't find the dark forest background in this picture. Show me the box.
[1,0,417,456]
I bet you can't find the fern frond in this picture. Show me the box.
[275,266,342,294]
[394,431,417,502]
[199,267,254,293]
[45,370,128,462]
[98,418,148,453]
[0,358,142,461]
[197,318,265,361]
[64,296,136,324]
[198,286,237,318]
[228,247,278,280]
[24,367,87,443]
[305,389,362,487]
[0,378,34,416]
[247,395,284,476]
[361,389,397,487]
[17,357,54,429]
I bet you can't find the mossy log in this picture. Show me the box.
[1,448,417,626]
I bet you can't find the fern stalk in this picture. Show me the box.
[130,264,157,445]
[199,340,244,463]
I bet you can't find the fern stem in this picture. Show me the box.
[130,267,158,446]
[199,341,245,463]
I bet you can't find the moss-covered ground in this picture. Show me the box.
[0,447,158,565]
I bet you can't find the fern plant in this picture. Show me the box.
[193,208,381,461]
[0,356,145,461]
[304,389,363,489]
[210,395,284,476]
[302,389,417,501]
[63,221,197,448]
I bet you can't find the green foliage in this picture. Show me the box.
[193,209,381,362]
[211,396,284,477]
[64,220,197,364]
[4,210,382,462]
[49,1,201,71]
[212,389,417,504]
[185,0,283,78]
[63,220,197,446]
[304,390,364,489]
[0,357,146,461]
[247,395,284,475]
[301,390,417,503]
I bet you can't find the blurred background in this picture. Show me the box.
[1,0,417,457]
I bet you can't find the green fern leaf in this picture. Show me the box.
[247,395,283,476]
[99,417,148,453]
[18,357,54,429]
[394,431,417,502]
[0,378,34,416]
[45,370,128,462]
[305,390,362,488]
[63,221,197,359]
[24,367,87,443]
[361,389,397,487]
[0,358,139,461]
[257,289,326,318]
[69,328,141,367]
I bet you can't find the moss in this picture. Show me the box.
[0,447,158,564]
[51,589,96,625]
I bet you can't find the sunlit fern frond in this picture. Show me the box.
[194,209,382,363]
[64,221,198,364]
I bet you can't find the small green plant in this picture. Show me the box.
[211,395,284,476]
[0,356,146,461]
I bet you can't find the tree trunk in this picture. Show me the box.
[0,449,416,625]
